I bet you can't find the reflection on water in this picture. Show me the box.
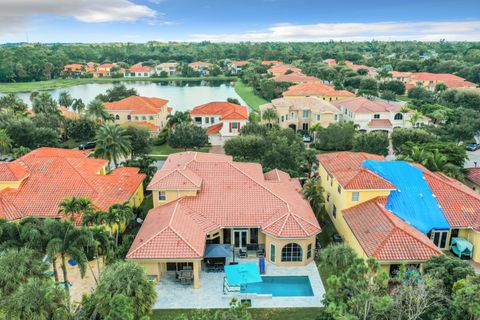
[3,80,247,112]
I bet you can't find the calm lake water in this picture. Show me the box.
[4,80,247,112]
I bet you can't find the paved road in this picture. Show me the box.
[465,149,480,168]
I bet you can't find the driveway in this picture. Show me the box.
[465,149,480,168]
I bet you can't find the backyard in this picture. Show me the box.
[234,80,269,113]
[149,145,210,156]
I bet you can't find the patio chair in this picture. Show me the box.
[179,270,193,285]
[257,248,265,258]
[239,248,247,258]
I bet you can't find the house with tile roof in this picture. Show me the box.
[104,95,172,134]
[188,61,211,76]
[283,81,355,101]
[260,97,340,132]
[227,61,249,74]
[467,167,480,190]
[261,60,283,66]
[91,63,118,78]
[0,147,145,224]
[332,97,429,133]
[268,64,301,76]
[63,64,85,76]
[272,73,320,84]
[155,62,178,76]
[409,72,477,91]
[127,152,320,288]
[124,63,155,78]
[190,101,249,145]
[317,151,480,274]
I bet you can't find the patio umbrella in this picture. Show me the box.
[224,262,262,286]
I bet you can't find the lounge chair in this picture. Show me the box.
[239,248,247,258]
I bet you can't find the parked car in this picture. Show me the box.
[466,143,480,151]
[79,142,96,150]
[302,135,313,143]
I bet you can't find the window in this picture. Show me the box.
[352,192,360,201]
[373,114,380,119]
[194,117,202,124]
[316,114,321,121]
[285,115,289,120]
[158,191,166,201]
[231,122,238,130]
[144,72,148,76]
[281,243,303,262]
[142,116,146,120]
[450,229,459,245]
[326,194,330,202]
[431,230,448,249]
[281,116,284,122]
[394,113,403,120]
[307,244,312,259]
[302,123,309,131]
[134,116,139,120]
[332,205,337,218]
[211,117,214,123]
[149,116,154,120]
[270,244,276,262]
[344,109,348,115]
[127,115,131,120]
[115,114,120,120]
[250,228,259,244]
[291,112,295,118]
[303,110,309,118]
[337,185,342,194]
[205,117,209,124]
[334,115,338,121]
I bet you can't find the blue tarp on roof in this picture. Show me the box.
[362,160,450,234]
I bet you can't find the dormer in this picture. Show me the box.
[0,162,30,191]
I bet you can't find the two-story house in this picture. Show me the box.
[260,97,340,132]
[227,61,249,74]
[92,63,117,78]
[317,151,480,274]
[104,95,172,134]
[155,62,178,76]
[189,62,211,76]
[332,97,429,133]
[282,81,355,101]
[190,101,249,145]
[124,63,155,78]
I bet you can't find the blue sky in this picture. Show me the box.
[1,0,480,43]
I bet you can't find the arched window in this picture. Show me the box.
[281,243,303,262]
[115,114,120,120]
[127,115,132,120]
[394,113,403,120]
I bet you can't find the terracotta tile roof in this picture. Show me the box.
[467,168,480,185]
[0,162,30,182]
[104,96,169,115]
[268,64,301,75]
[121,121,159,132]
[98,63,117,68]
[156,62,178,68]
[283,81,354,97]
[343,197,442,262]
[368,119,393,128]
[323,59,337,67]
[0,148,145,222]
[389,71,412,78]
[332,97,401,113]
[189,61,210,67]
[191,102,248,120]
[128,63,153,73]
[206,122,223,135]
[230,61,249,66]
[64,64,84,72]
[261,60,282,66]
[131,152,320,259]
[148,167,202,190]
[273,73,320,83]
[264,97,340,118]
[317,152,396,190]
[58,106,80,120]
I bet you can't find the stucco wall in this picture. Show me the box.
[264,234,316,267]
[151,189,198,207]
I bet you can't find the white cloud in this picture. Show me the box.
[190,20,480,42]
[0,0,157,36]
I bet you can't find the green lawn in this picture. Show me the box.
[0,76,238,93]
[149,145,210,156]
[396,95,412,102]
[151,307,321,320]
[234,80,269,113]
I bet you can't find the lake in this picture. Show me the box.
[3,80,247,112]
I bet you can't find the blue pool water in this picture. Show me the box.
[241,276,314,297]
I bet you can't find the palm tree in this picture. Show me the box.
[91,227,113,276]
[428,149,448,172]
[44,219,63,282]
[58,91,74,108]
[72,98,86,114]
[32,92,60,116]
[400,146,430,166]
[166,111,191,128]
[106,202,133,247]
[46,221,94,311]
[0,129,12,154]
[302,177,325,217]
[87,99,111,122]
[82,209,106,227]
[94,123,132,168]
[408,110,423,128]
[0,93,28,115]
[261,108,278,125]
[58,196,95,222]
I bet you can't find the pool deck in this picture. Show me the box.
[153,257,325,309]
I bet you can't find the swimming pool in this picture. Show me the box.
[241,276,314,297]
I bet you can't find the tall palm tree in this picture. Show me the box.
[58,91,73,108]
[94,123,132,168]
[58,196,95,222]
[0,92,28,115]
[72,98,86,114]
[166,111,191,128]
[82,209,106,227]
[107,202,133,247]
[46,221,93,311]
[44,219,63,282]
[261,108,278,125]
[0,129,12,154]
[408,110,423,128]
[87,99,111,122]
[32,92,60,116]
[90,227,113,276]
[302,177,325,217]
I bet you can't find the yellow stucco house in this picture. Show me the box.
[0,147,145,224]
[260,97,340,132]
[127,152,320,288]
[317,151,480,274]
[104,95,172,135]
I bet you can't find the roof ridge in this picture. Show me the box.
[63,157,99,198]
[167,199,203,257]
[426,170,480,202]
[289,213,309,236]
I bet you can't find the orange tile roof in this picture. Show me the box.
[191,102,248,120]
[317,152,396,190]
[129,152,320,259]
[389,71,412,78]
[268,64,301,74]
[0,162,30,182]
[206,122,223,135]
[58,106,80,120]
[64,64,84,72]
[273,73,320,83]
[189,61,210,67]
[98,63,117,68]
[261,60,282,66]
[467,168,480,185]
[128,63,153,73]
[323,59,337,67]
[332,97,401,113]
[230,61,249,66]
[343,197,442,262]
[121,121,159,132]
[283,81,355,97]
[368,119,393,128]
[0,148,145,223]
[104,96,169,115]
